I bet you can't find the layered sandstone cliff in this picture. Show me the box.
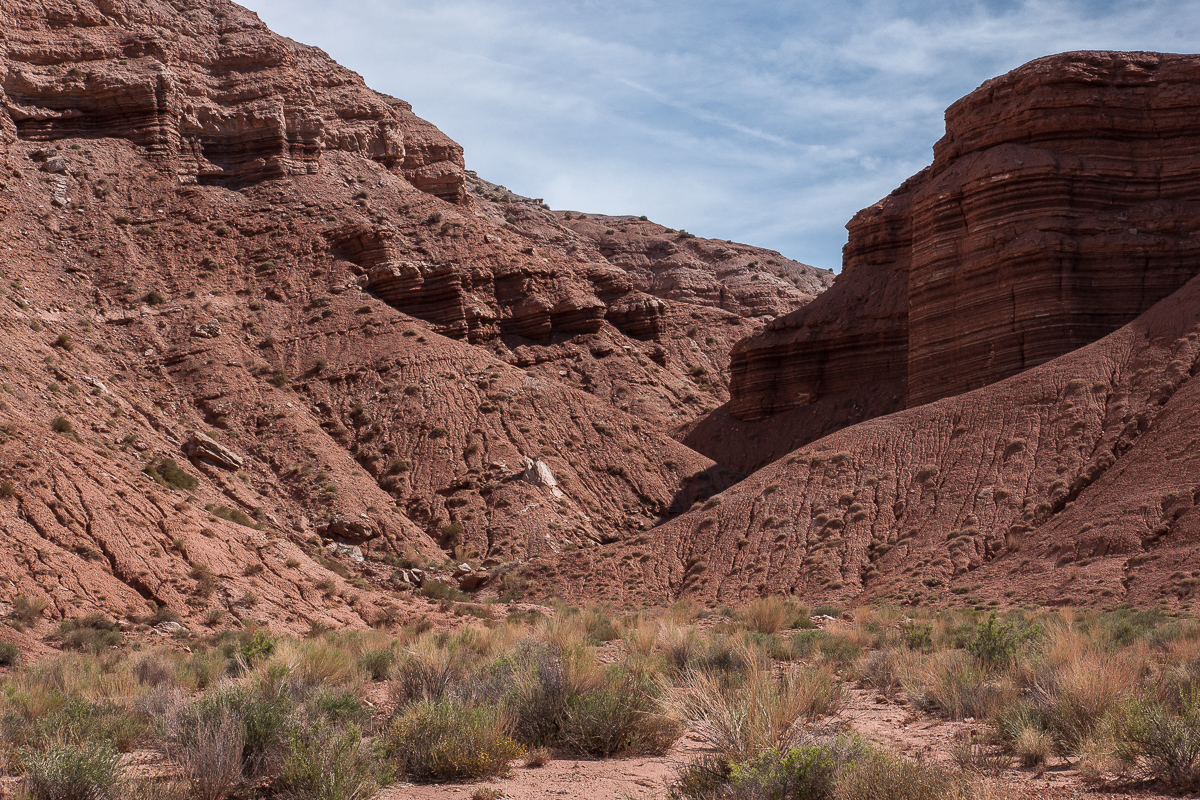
[0,0,467,197]
[717,51,1200,469]
[0,0,793,636]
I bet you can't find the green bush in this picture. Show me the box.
[205,504,260,529]
[56,614,121,654]
[278,721,384,800]
[20,740,124,800]
[143,458,198,491]
[559,668,681,757]
[388,699,524,782]
[418,581,469,602]
[187,686,294,779]
[730,744,839,800]
[38,698,147,753]
[1114,689,1200,792]
[965,614,1038,669]
[357,648,396,682]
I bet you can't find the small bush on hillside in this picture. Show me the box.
[418,581,468,602]
[8,595,48,631]
[56,614,122,654]
[144,457,198,491]
[205,504,260,529]
[0,640,19,666]
[388,699,524,782]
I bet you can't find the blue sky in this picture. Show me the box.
[243,0,1200,270]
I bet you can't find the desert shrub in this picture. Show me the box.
[558,666,681,756]
[0,640,19,666]
[307,689,366,724]
[55,614,121,654]
[418,581,469,602]
[38,698,147,753]
[666,754,734,800]
[53,333,74,352]
[1027,649,1132,755]
[171,705,244,800]
[729,743,840,800]
[524,746,552,767]
[792,630,860,665]
[8,595,48,631]
[277,721,382,800]
[855,648,906,697]
[742,597,790,635]
[20,740,124,800]
[387,699,524,782]
[692,634,754,675]
[965,614,1039,669]
[949,733,1013,776]
[357,648,395,682]
[836,750,967,800]
[206,504,260,529]
[1112,689,1200,791]
[286,639,357,687]
[900,621,934,651]
[674,659,844,762]
[187,686,294,779]
[390,639,465,705]
[903,650,1003,722]
[51,416,73,434]
[467,640,565,747]
[143,458,198,491]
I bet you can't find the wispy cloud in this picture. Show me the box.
[243,0,1200,270]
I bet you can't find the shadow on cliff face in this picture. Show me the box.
[664,463,745,519]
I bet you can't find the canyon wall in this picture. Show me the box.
[717,51,1200,467]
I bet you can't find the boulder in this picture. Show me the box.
[183,431,243,471]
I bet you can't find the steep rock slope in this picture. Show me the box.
[0,0,804,636]
[705,51,1200,472]
[551,272,1200,612]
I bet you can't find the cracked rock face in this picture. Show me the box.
[0,0,787,634]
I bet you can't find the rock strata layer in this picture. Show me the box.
[720,52,1200,466]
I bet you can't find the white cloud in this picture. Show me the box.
[243,0,1200,270]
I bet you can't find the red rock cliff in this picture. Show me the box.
[723,51,1200,456]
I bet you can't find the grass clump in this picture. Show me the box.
[674,656,844,762]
